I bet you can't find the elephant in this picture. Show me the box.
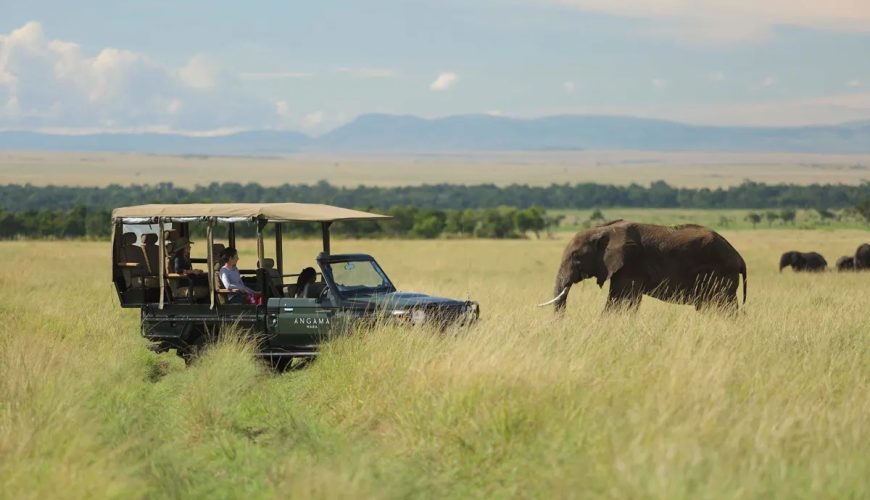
[540,220,747,313]
[855,243,870,270]
[778,251,827,272]
[836,256,855,272]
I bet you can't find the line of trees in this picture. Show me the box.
[0,206,113,239]
[0,206,559,240]
[1,180,869,212]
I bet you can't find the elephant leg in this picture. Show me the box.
[604,274,642,313]
[695,293,737,314]
[694,274,738,314]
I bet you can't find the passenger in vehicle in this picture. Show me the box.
[219,247,257,304]
[294,267,317,298]
[171,237,208,287]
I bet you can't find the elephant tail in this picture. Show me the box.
[740,263,747,305]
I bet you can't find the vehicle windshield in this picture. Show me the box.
[326,259,393,295]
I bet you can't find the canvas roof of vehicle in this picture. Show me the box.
[112,203,390,223]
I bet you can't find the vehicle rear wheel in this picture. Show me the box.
[269,356,294,372]
[176,345,202,366]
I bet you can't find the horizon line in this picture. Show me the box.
[1,113,868,138]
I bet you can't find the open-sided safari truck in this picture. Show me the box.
[112,203,479,366]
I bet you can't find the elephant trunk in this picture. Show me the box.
[550,259,576,312]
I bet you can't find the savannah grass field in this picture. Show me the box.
[554,208,870,232]
[1,230,868,499]
[1,150,869,188]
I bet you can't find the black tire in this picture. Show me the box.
[270,356,294,372]
[176,344,202,366]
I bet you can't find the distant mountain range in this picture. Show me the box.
[3,114,870,154]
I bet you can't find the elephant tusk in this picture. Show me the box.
[537,287,568,307]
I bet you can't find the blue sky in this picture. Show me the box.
[2,0,869,134]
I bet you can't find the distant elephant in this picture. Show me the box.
[836,256,855,272]
[539,220,747,313]
[779,251,827,272]
[855,243,870,270]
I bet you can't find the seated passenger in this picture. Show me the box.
[295,267,317,298]
[219,247,258,304]
[171,237,208,286]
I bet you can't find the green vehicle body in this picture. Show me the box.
[111,203,479,364]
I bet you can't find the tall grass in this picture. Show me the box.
[1,231,868,498]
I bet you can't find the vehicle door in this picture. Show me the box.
[267,297,336,348]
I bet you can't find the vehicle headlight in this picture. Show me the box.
[462,302,480,324]
[411,309,426,324]
[390,308,426,325]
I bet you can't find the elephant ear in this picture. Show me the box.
[590,227,632,288]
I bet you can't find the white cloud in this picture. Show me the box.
[176,56,218,89]
[239,71,314,81]
[4,96,20,116]
[0,21,276,133]
[761,75,776,87]
[535,0,870,43]
[167,99,182,115]
[708,71,725,82]
[275,100,291,118]
[651,78,667,89]
[847,79,861,87]
[563,81,576,93]
[334,67,397,78]
[302,110,323,128]
[429,72,458,91]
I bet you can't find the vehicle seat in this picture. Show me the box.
[138,233,165,289]
[212,243,226,265]
[213,261,233,305]
[174,283,210,301]
[149,233,208,302]
[119,232,149,288]
[163,229,179,255]
[260,258,286,297]
[141,233,160,276]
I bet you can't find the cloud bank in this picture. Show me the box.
[547,0,870,42]
[0,21,275,133]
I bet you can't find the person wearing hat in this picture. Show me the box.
[171,237,208,286]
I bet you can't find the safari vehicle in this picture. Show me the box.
[112,203,479,366]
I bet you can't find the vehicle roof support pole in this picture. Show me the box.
[158,218,165,310]
[256,219,266,267]
[207,218,215,310]
[275,222,283,276]
[321,221,332,255]
[228,223,236,249]
[110,220,119,279]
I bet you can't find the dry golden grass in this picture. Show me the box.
[1,230,868,498]
[1,150,869,188]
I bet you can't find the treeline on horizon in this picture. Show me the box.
[0,206,556,240]
[2,180,869,212]
[1,180,868,240]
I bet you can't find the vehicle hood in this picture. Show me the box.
[341,291,469,310]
